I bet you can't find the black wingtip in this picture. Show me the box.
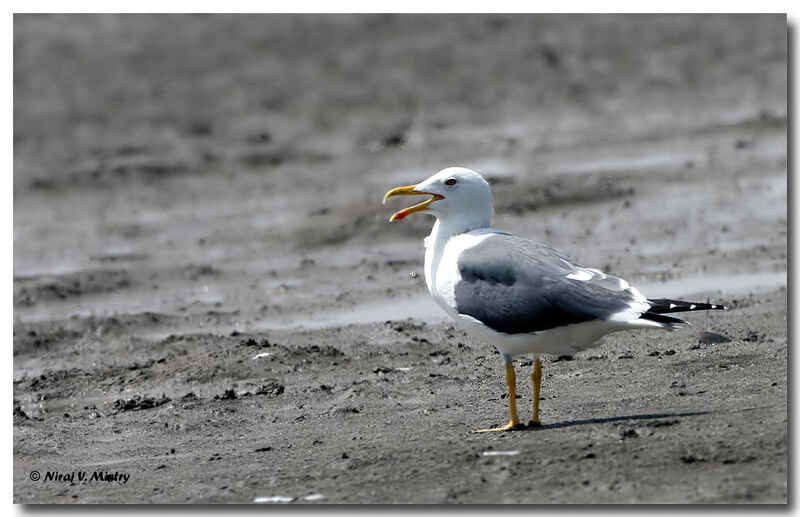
[641,312,688,326]
[647,299,728,314]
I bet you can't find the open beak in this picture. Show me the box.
[383,185,445,222]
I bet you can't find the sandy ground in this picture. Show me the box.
[13,14,787,503]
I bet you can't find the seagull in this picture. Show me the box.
[383,167,726,432]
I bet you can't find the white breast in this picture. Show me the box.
[424,228,498,318]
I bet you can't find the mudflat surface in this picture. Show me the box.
[13,14,787,503]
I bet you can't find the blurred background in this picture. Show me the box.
[14,14,786,328]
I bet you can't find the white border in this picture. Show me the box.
[4,6,794,516]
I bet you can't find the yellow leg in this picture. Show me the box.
[530,358,542,427]
[476,361,524,433]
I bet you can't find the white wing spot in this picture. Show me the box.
[669,303,677,309]
[690,304,696,310]
[566,270,593,281]
[587,268,606,278]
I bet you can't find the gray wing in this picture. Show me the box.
[454,234,644,334]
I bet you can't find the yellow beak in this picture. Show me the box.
[383,185,445,222]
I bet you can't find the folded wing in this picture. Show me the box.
[453,235,650,334]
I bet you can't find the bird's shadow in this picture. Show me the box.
[518,410,712,431]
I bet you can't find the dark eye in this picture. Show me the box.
[444,178,457,186]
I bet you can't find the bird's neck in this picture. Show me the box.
[424,214,493,293]
[432,211,493,242]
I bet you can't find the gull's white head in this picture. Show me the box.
[383,167,494,229]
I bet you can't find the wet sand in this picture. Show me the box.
[13,14,787,503]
